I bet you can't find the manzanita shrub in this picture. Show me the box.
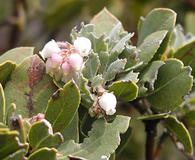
[0,7,195,160]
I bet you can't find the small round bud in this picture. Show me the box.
[101,155,109,160]
[74,37,91,57]
[68,53,83,71]
[39,40,61,59]
[98,92,117,115]
[61,62,71,75]
[51,53,63,68]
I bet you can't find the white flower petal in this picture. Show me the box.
[39,40,61,59]
[74,37,91,57]
[98,92,117,115]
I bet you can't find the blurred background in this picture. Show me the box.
[0,0,195,160]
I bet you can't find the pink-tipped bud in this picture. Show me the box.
[68,53,83,71]
[61,62,71,75]
[30,113,45,123]
[51,53,63,68]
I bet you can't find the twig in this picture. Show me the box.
[144,120,159,160]
[154,132,169,160]
[9,0,27,48]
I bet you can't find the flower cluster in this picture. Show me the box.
[39,37,91,82]
[40,37,118,116]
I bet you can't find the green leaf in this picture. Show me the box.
[109,34,134,64]
[27,147,57,160]
[119,45,140,71]
[0,84,5,122]
[138,30,168,65]
[61,113,79,142]
[4,55,57,118]
[139,61,165,94]
[0,61,16,85]
[117,71,139,83]
[137,113,169,120]
[90,8,121,37]
[91,74,103,88]
[138,8,176,45]
[29,119,63,150]
[82,53,100,81]
[77,23,95,39]
[111,33,134,54]
[182,110,195,127]
[0,128,27,159]
[0,47,34,64]
[116,127,132,156]
[3,149,26,160]
[90,34,108,53]
[45,81,80,132]
[98,51,109,74]
[108,22,123,41]
[77,75,93,109]
[173,38,195,76]
[103,59,127,82]
[147,59,193,112]
[108,81,138,102]
[170,25,186,49]
[58,115,130,160]
[165,116,193,154]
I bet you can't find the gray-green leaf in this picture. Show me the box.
[90,8,121,37]
[165,115,193,154]
[103,59,127,82]
[0,129,27,159]
[58,115,130,160]
[139,61,165,94]
[147,59,193,112]
[109,81,138,102]
[45,81,80,132]
[82,53,100,81]
[28,120,63,150]
[0,47,34,64]
[0,84,5,123]
[27,147,57,160]
[0,61,16,86]
[138,30,168,65]
[138,8,176,45]
[4,55,57,118]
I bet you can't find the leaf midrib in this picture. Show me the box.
[146,68,188,97]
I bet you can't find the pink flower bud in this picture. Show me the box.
[30,113,45,123]
[39,40,61,59]
[51,53,63,68]
[68,53,83,71]
[61,62,71,75]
